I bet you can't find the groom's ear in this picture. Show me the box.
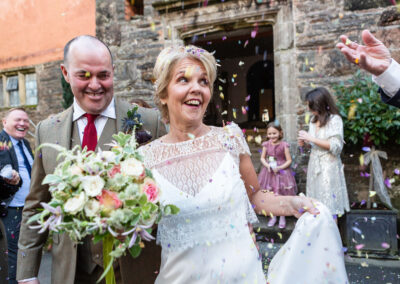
[60,64,70,83]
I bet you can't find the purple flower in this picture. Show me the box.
[122,224,155,248]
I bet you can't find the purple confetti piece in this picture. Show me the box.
[352,226,362,235]
[222,36,227,41]
[362,146,371,152]
[384,178,392,188]
[394,168,400,175]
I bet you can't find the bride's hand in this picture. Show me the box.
[288,195,319,218]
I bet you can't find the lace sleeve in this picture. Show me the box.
[327,115,344,156]
[223,123,251,156]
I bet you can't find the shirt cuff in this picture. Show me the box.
[18,277,37,282]
[372,59,400,98]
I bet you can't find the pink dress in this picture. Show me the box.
[258,140,298,196]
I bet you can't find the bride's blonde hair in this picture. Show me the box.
[153,45,217,122]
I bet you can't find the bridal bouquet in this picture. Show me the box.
[28,131,179,283]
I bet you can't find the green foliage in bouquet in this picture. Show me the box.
[333,71,400,146]
[28,131,179,283]
[61,74,74,109]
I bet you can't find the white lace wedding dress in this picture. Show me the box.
[140,123,349,284]
[140,123,266,283]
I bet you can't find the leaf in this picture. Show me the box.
[129,244,142,258]
[164,204,180,215]
[42,174,62,185]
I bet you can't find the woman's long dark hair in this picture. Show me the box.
[305,87,340,127]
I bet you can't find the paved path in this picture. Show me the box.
[37,244,400,284]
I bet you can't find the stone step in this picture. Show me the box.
[253,215,297,243]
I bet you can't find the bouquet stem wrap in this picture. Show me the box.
[100,234,116,284]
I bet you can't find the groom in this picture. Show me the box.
[17,35,165,284]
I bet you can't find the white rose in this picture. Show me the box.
[70,165,83,176]
[99,151,116,163]
[64,192,86,215]
[80,175,105,197]
[120,158,144,177]
[84,199,101,217]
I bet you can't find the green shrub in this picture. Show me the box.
[333,71,400,146]
[61,74,73,109]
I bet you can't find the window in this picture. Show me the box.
[0,71,38,108]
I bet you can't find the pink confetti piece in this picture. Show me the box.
[355,244,364,250]
[222,36,227,41]
[251,30,257,38]
[381,242,390,249]
[245,95,251,101]
[244,40,249,48]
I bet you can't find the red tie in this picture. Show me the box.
[82,114,98,151]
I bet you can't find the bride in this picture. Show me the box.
[139,45,348,283]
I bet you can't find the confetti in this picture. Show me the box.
[150,22,156,31]
[305,112,310,124]
[221,110,227,115]
[247,135,254,143]
[394,168,400,175]
[241,106,247,115]
[245,95,250,101]
[255,135,262,145]
[85,71,91,78]
[238,61,245,66]
[232,108,237,119]
[187,133,195,140]
[345,38,351,45]
[184,66,194,77]
[251,29,257,38]
[220,92,224,100]
[362,147,371,152]
[355,58,359,64]
[360,261,368,267]
[381,242,390,249]
[359,154,364,166]
[348,103,357,119]
[357,98,363,103]
[222,36,227,41]
[338,13,344,19]
[233,74,237,78]
[369,191,376,197]
[355,244,365,250]
[244,40,249,48]
[384,178,392,188]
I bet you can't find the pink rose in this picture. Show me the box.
[141,178,159,203]
[108,164,121,178]
[97,189,123,215]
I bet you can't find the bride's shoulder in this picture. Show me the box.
[213,123,250,156]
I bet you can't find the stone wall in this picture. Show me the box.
[0,60,64,146]
[94,0,400,208]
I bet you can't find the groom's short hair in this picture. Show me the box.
[63,35,114,66]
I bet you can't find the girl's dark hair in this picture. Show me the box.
[266,121,283,140]
[305,87,339,127]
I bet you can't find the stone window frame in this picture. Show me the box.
[0,68,38,109]
[155,2,300,141]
